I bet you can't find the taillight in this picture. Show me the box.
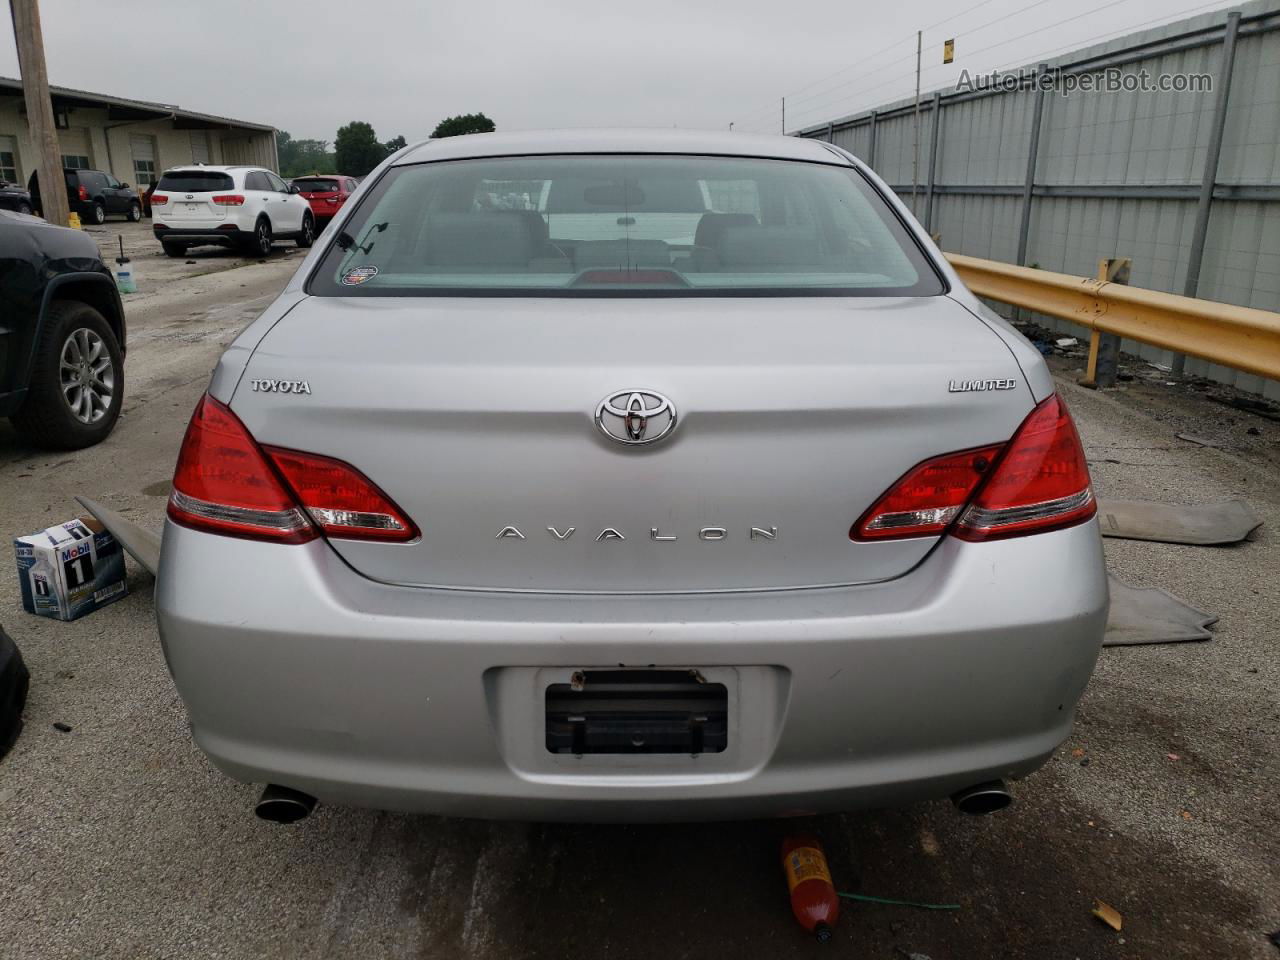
[953,394,1095,541]
[853,445,1004,540]
[151,194,168,205]
[77,185,89,201]
[851,393,1095,543]
[168,395,315,543]
[264,447,418,542]
[168,395,417,544]
[212,194,245,205]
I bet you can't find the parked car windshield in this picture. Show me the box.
[308,154,942,296]
[157,171,235,192]
[294,178,340,193]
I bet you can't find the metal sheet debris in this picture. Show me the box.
[1097,499,1262,546]
[1104,577,1218,647]
[74,496,162,576]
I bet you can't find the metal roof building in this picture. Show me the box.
[0,77,277,190]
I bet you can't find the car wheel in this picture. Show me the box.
[127,201,142,223]
[91,201,106,225]
[243,219,272,257]
[162,241,187,258]
[296,213,315,248]
[9,301,123,450]
[17,202,32,216]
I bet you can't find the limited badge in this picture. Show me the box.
[340,265,379,286]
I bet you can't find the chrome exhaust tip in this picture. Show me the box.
[951,780,1012,815]
[255,784,317,824]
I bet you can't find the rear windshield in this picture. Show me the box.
[157,171,234,192]
[294,178,340,193]
[307,154,943,297]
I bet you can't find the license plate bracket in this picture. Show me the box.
[545,669,728,755]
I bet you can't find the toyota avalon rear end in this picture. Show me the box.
[154,130,1108,823]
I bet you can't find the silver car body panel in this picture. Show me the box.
[156,518,1108,821]
[159,129,1108,819]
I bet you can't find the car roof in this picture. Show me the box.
[394,129,849,167]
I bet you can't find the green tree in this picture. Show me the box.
[384,134,408,153]
[276,131,336,178]
[431,113,496,138]
[334,121,389,176]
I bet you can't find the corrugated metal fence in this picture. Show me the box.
[798,0,1280,400]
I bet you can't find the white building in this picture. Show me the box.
[0,77,277,188]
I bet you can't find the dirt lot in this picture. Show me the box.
[0,256,1276,959]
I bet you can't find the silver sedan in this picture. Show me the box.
[155,130,1108,823]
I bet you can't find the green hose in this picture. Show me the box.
[837,892,961,911]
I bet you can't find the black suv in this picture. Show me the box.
[29,169,143,225]
[0,210,126,448]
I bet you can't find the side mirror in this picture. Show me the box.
[120,182,130,189]
[288,183,301,194]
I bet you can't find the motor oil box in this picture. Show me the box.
[14,516,127,621]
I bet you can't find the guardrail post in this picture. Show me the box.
[925,92,943,232]
[1172,9,1241,377]
[1082,258,1129,389]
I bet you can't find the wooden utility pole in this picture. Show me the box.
[10,0,69,226]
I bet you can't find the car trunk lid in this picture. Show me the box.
[233,295,1033,593]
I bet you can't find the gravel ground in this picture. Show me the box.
[0,278,1276,959]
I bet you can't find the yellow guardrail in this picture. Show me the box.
[945,253,1280,382]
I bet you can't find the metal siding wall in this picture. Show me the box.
[798,0,1280,399]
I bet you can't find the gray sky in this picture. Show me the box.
[1,0,1242,143]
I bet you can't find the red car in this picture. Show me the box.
[289,175,358,222]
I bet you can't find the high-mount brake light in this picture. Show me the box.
[168,395,418,544]
[852,393,1095,543]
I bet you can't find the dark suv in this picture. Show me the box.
[29,169,143,225]
[0,210,126,448]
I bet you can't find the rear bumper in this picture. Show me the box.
[153,225,244,246]
[155,519,1109,822]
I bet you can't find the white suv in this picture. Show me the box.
[151,165,315,257]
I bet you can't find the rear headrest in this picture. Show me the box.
[420,212,535,267]
[717,226,818,267]
[694,212,758,250]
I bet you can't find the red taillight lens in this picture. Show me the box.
[168,395,418,545]
[953,394,1095,541]
[151,194,168,205]
[264,448,419,542]
[851,393,1095,543]
[212,194,245,206]
[852,445,1004,540]
[77,185,89,201]
[168,395,315,543]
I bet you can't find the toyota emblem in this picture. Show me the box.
[595,390,677,445]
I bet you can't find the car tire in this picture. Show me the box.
[242,218,272,257]
[127,201,142,222]
[9,301,123,450]
[17,202,31,216]
[296,212,315,248]
[91,201,106,225]
[162,241,187,258]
